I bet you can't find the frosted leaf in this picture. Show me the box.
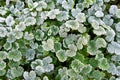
[87,40,99,55]
[77,24,86,33]
[71,59,84,73]
[71,8,81,17]
[0,27,7,37]
[42,38,54,51]
[3,42,12,50]
[111,55,120,62]
[31,56,54,76]
[7,33,16,43]
[24,17,36,26]
[0,17,5,23]
[35,29,44,41]
[24,32,34,40]
[0,61,6,70]
[81,64,92,74]
[76,3,84,11]
[96,38,107,48]
[13,30,23,39]
[35,66,45,75]
[62,0,74,10]
[105,29,115,42]
[5,15,15,26]
[75,13,86,23]
[15,22,26,31]
[116,9,120,18]
[56,49,67,62]
[8,50,22,62]
[0,7,7,16]
[98,58,109,70]
[36,1,47,11]
[56,11,69,21]
[103,15,114,26]
[48,9,60,19]
[43,56,52,64]
[76,37,83,50]
[95,11,104,17]
[0,51,7,60]
[68,44,77,51]
[41,11,48,20]
[107,63,117,75]
[23,71,36,80]
[107,41,120,55]
[44,64,54,72]
[36,17,44,25]
[91,20,99,29]
[31,59,43,69]
[93,27,106,36]
[15,1,25,10]
[30,41,38,49]
[27,0,34,9]
[65,50,76,57]
[25,49,36,60]
[115,22,120,32]
[10,66,24,78]
[65,20,79,30]
[109,5,118,15]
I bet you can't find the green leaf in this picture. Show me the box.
[89,70,105,80]
[0,51,7,60]
[98,58,109,70]
[8,50,22,62]
[96,38,107,48]
[71,59,84,73]
[0,61,6,70]
[56,49,67,62]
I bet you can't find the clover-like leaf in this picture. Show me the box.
[0,51,7,60]
[56,11,69,21]
[93,27,106,36]
[0,27,7,37]
[5,15,15,26]
[65,20,79,30]
[107,41,120,55]
[25,49,36,60]
[36,1,47,11]
[105,28,115,42]
[75,13,86,23]
[56,49,67,62]
[24,32,34,40]
[96,38,107,48]
[42,38,54,51]
[71,59,85,73]
[98,58,109,70]
[3,42,12,50]
[0,61,6,70]
[95,10,104,17]
[15,22,26,31]
[24,17,36,26]
[23,71,37,80]
[8,50,22,62]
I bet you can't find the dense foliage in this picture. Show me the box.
[0,0,120,80]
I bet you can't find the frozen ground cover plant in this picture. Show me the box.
[0,0,120,80]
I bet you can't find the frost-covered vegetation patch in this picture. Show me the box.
[0,0,120,80]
